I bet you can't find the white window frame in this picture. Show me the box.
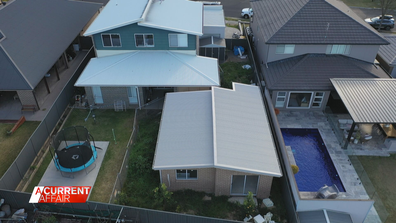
[275,91,287,108]
[101,34,122,47]
[286,91,314,109]
[168,34,188,47]
[311,92,325,108]
[326,45,351,55]
[135,33,154,47]
[275,44,295,54]
[176,169,197,180]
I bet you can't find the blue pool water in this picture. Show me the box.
[281,128,345,192]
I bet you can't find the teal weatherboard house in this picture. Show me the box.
[75,0,220,108]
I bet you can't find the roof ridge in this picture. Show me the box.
[342,55,384,78]
[266,0,308,43]
[323,0,388,45]
[167,51,219,85]
[0,45,33,90]
[79,51,140,83]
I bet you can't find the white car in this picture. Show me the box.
[241,8,253,19]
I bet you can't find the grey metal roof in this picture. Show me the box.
[153,91,215,169]
[298,209,353,223]
[0,0,101,90]
[378,36,396,66]
[153,83,282,177]
[331,78,396,123]
[199,36,226,48]
[203,5,225,27]
[0,47,31,90]
[213,84,282,176]
[264,54,390,91]
[251,0,388,45]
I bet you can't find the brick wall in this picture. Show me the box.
[160,169,216,194]
[17,90,37,107]
[160,168,273,198]
[84,87,139,109]
[215,169,273,198]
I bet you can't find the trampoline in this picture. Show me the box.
[51,126,98,173]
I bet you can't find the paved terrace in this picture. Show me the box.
[276,110,381,223]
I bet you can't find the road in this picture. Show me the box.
[196,0,251,18]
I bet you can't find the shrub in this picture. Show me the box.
[291,164,299,174]
[153,183,175,211]
[243,191,257,217]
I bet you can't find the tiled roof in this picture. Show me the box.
[263,54,390,90]
[378,36,396,66]
[251,0,388,45]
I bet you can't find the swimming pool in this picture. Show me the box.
[281,128,345,192]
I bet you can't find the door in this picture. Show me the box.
[92,86,103,104]
[127,86,138,104]
[231,175,259,195]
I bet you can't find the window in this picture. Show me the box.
[135,34,154,47]
[169,34,188,47]
[101,34,121,47]
[176,170,197,180]
[327,45,350,55]
[287,92,312,108]
[92,87,103,104]
[276,45,295,54]
[312,92,324,108]
[127,86,138,104]
[275,92,287,108]
[231,175,259,195]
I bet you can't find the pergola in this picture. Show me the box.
[330,78,396,149]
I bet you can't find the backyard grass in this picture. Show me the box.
[341,0,382,8]
[0,121,40,177]
[356,155,396,223]
[220,62,254,89]
[62,109,134,202]
[117,114,161,208]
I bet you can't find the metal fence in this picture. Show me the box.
[244,26,299,223]
[0,190,241,223]
[0,48,95,190]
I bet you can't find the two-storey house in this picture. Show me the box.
[75,0,220,108]
[250,0,390,111]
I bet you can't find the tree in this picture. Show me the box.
[378,0,396,31]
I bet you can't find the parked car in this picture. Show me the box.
[365,16,394,30]
[241,8,253,19]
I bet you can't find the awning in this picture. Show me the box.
[75,51,220,87]
[331,78,396,124]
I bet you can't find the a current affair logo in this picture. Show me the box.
[29,186,91,203]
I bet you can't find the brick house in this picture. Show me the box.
[75,0,221,108]
[153,83,282,198]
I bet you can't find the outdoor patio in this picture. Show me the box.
[0,50,90,121]
[275,110,382,223]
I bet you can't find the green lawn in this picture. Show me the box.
[220,62,254,89]
[61,109,134,202]
[117,114,161,208]
[341,0,382,8]
[356,155,396,222]
[0,121,40,177]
